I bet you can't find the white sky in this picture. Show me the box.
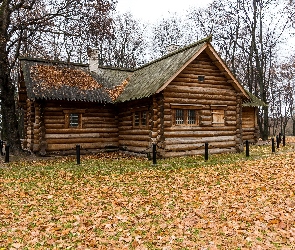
[116,0,214,23]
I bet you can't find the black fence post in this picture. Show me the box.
[0,140,3,156]
[272,138,275,153]
[276,135,280,149]
[205,142,209,161]
[5,144,10,163]
[246,140,249,157]
[283,135,286,147]
[152,143,157,165]
[76,145,80,165]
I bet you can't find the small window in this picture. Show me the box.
[198,75,205,82]
[63,109,85,129]
[69,113,79,127]
[133,111,148,128]
[175,109,184,124]
[173,109,199,126]
[212,109,225,126]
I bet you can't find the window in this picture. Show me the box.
[212,109,225,126]
[198,75,205,82]
[174,109,199,126]
[63,109,85,129]
[69,113,79,127]
[133,111,148,127]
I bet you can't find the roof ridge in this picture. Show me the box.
[19,57,88,67]
[134,35,212,71]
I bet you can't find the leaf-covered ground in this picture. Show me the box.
[1,141,295,249]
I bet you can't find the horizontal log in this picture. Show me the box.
[119,140,150,147]
[225,121,237,126]
[47,142,119,151]
[46,137,118,144]
[165,126,237,132]
[242,128,256,132]
[165,85,236,96]
[44,124,65,129]
[242,124,255,128]
[45,132,118,139]
[164,121,172,127]
[164,92,236,102]
[44,119,64,125]
[177,73,227,82]
[163,97,236,106]
[170,81,234,90]
[182,68,223,76]
[118,134,150,141]
[121,146,151,153]
[165,135,236,144]
[118,128,150,135]
[165,141,236,151]
[164,130,236,137]
[45,128,118,134]
[83,117,116,123]
[84,124,118,129]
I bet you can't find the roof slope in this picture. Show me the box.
[115,37,210,102]
[242,90,267,107]
[20,58,113,103]
[20,36,254,104]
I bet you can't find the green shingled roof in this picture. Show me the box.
[115,37,210,102]
[242,90,267,107]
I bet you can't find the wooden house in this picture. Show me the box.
[18,36,261,157]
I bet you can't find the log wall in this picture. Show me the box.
[161,51,241,157]
[25,100,119,154]
[242,107,259,143]
[117,98,152,153]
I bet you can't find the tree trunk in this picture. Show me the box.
[0,1,22,153]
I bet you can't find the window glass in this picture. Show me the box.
[141,111,147,126]
[134,112,140,126]
[175,109,184,124]
[187,110,196,124]
[69,113,79,127]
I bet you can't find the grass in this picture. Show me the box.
[0,142,295,249]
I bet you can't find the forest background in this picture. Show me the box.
[1,0,295,153]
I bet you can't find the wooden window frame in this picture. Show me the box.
[211,105,227,126]
[132,110,148,128]
[63,109,85,129]
[171,104,202,126]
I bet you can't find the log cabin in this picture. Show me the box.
[18,36,263,157]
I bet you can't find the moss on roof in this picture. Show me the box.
[242,90,267,107]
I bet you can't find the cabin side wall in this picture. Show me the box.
[117,98,153,153]
[242,106,259,143]
[162,51,241,157]
[33,101,119,154]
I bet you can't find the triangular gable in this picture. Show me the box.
[115,36,249,102]
[205,44,249,99]
[155,42,249,99]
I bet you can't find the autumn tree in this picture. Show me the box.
[187,0,292,140]
[0,0,116,153]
